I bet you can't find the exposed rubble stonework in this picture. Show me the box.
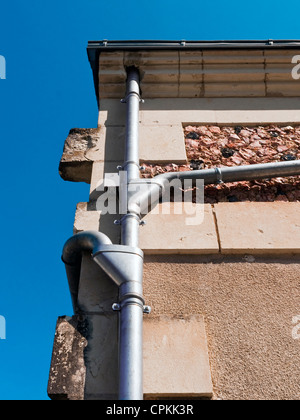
[142,125,300,204]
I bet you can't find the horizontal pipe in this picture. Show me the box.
[129,160,300,216]
[159,159,300,184]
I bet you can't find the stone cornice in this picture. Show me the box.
[95,49,300,99]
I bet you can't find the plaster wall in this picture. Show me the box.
[143,255,300,400]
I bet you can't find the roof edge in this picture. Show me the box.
[87,39,300,52]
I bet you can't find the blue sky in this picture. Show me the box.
[0,0,299,400]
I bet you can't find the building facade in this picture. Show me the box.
[48,41,300,400]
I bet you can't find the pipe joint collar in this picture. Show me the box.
[92,245,144,288]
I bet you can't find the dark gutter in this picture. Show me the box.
[87,39,300,52]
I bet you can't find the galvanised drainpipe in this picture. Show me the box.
[117,67,144,400]
[121,67,142,248]
[128,159,300,216]
[62,67,146,402]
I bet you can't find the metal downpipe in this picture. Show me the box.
[62,231,145,400]
[121,66,141,248]
[119,67,144,401]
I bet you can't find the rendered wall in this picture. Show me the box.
[143,254,300,400]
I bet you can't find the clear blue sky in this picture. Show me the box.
[0,0,299,400]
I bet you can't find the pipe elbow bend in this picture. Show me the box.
[62,230,112,266]
[62,231,112,313]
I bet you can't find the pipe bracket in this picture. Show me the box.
[120,92,144,104]
[215,167,224,184]
[112,302,151,314]
[112,303,121,312]
[143,305,152,314]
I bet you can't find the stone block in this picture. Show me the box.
[99,51,125,71]
[74,202,101,234]
[264,49,300,63]
[140,203,219,254]
[179,82,204,98]
[98,99,127,127]
[59,128,100,183]
[204,82,266,97]
[179,50,203,65]
[47,313,119,401]
[139,125,187,164]
[141,68,179,84]
[265,63,296,82]
[141,83,180,98]
[266,81,300,97]
[214,202,300,254]
[139,98,300,126]
[204,64,265,83]
[48,316,88,400]
[124,50,179,68]
[83,314,119,400]
[143,315,213,399]
[74,203,121,245]
[91,126,126,162]
[202,49,264,64]
[77,253,119,313]
[89,161,122,200]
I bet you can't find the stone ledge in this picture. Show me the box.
[140,203,219,255]
[73,201,300,255]
[214,202,300,254]
[74,202,121,244]
[73,202,219,254]
[138,98,300,126]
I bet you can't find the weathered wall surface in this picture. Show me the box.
[143,254,300,400]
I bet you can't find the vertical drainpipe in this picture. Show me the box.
[118,67,144,400]
[121,66,141,248]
